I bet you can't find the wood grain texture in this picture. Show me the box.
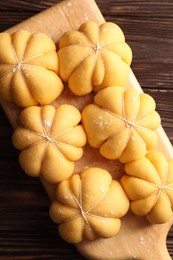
[0,0,173,259]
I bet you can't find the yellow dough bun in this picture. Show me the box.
[0,30,63,107]
[50,167,129,243]
[12,105,87,183]
[121,151,173,224]
[58,21,132,96]
[82,86,161,163]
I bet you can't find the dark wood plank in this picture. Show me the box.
[0,0,173,259]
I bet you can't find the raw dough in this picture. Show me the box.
[50,167,129,243]
[82,86,161,163]
[0,30,63,107]
[12,105,87,183]
[58,21,132,95]
[121,151,173,224]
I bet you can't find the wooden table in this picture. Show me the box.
[0,0,173,259]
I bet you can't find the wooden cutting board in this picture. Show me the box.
[1,0,173,259]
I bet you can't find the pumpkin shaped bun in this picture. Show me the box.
[82,86,161,163]
[50,167,129,243]
[58,21,132,96]
[0,30,63,107]
[121,151,173,224]
[12,105,87,183]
